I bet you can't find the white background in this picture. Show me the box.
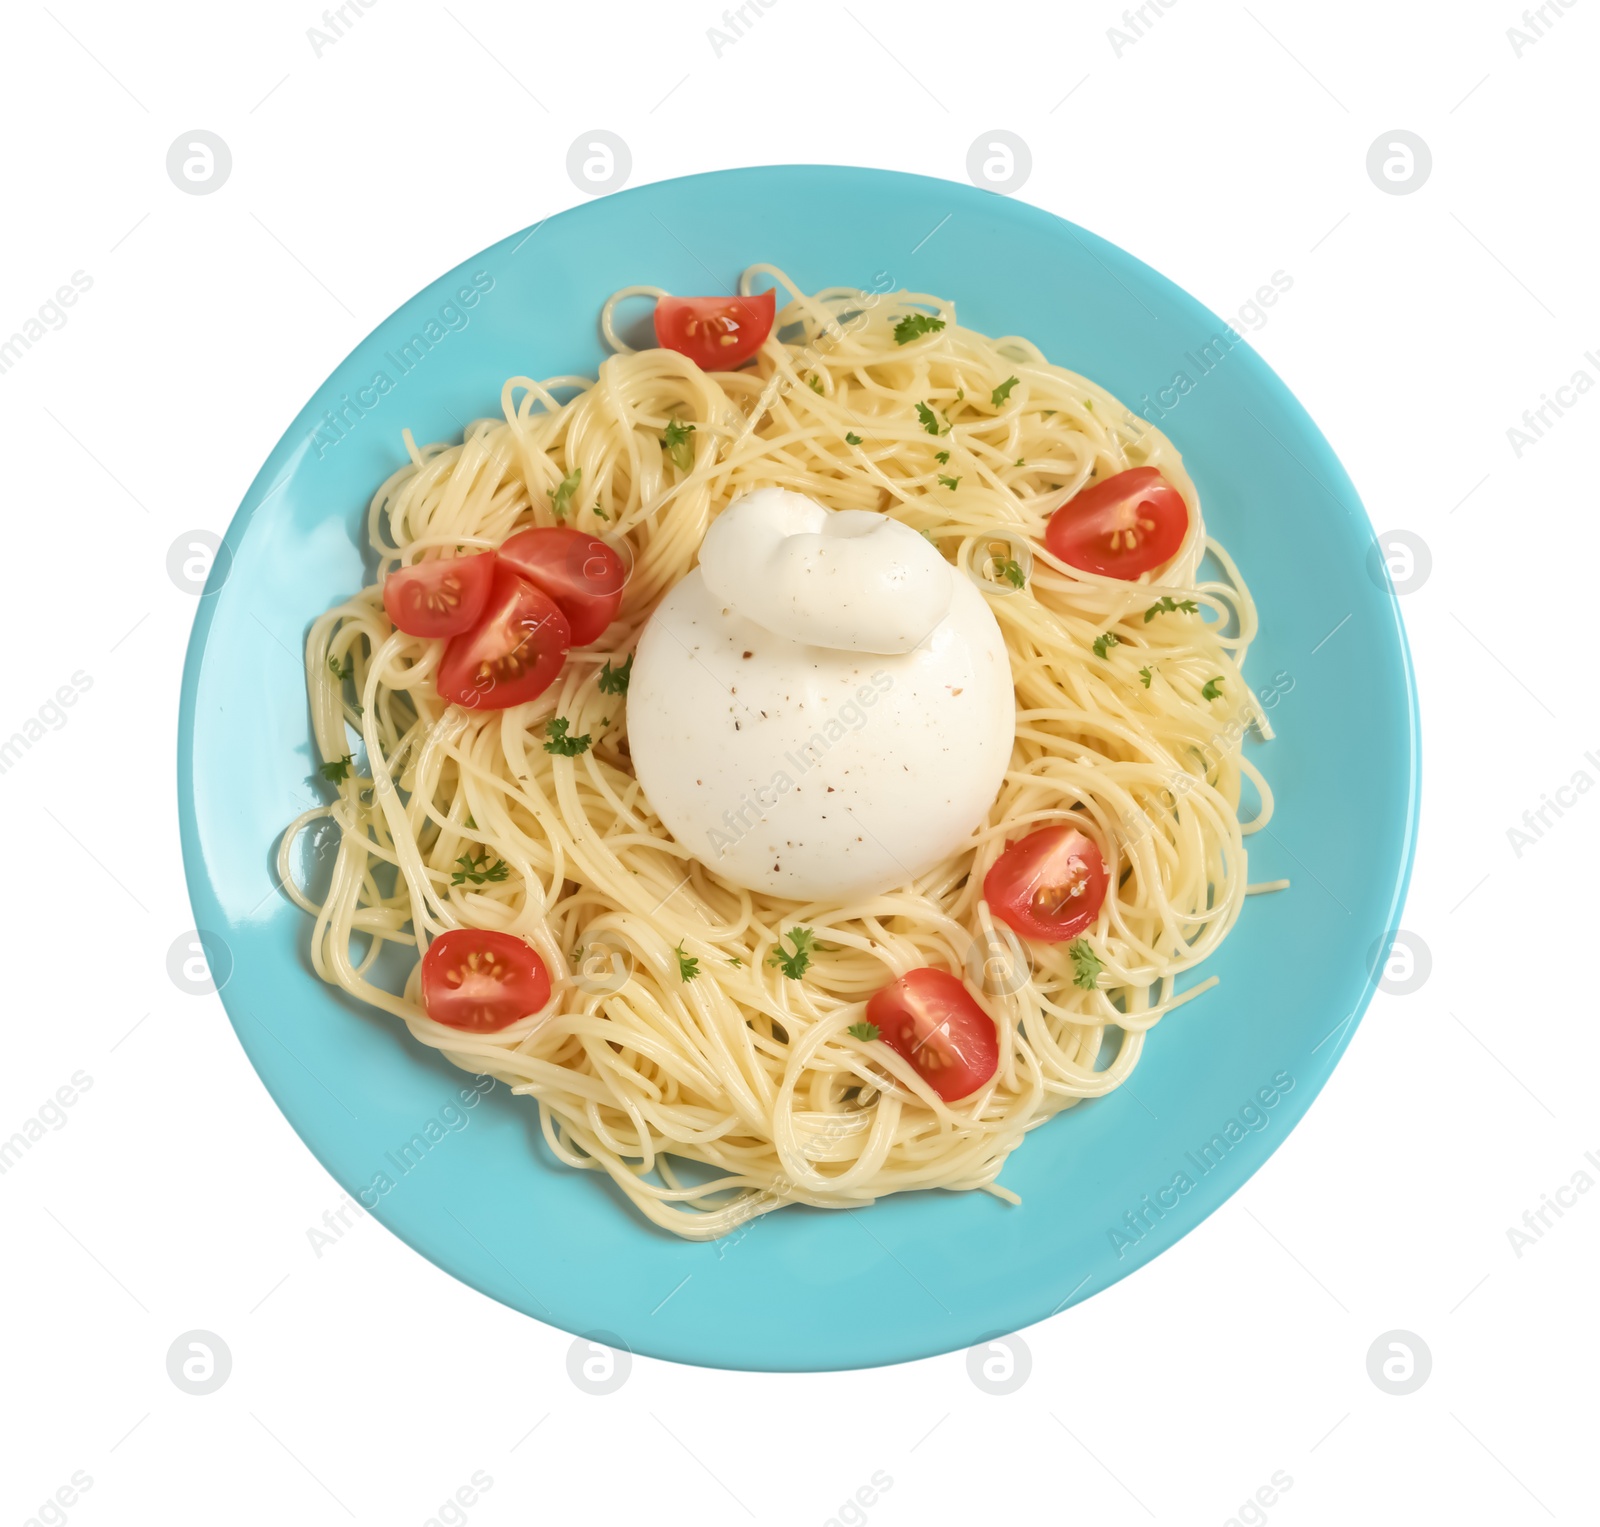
[1,1,1595,1522]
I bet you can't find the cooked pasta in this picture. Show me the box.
[278,266,1279,1239]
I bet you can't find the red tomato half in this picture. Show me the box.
[1045,467,1189,579]
[655,289,776,369]
[381,553,494,638]
[436,567,571,710]
[497,527,627,647]
[983,824,1109,944]
[421,928,550,1033]
[865,968,999,1102]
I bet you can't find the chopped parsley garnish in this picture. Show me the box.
[846,1021,880,1042]
[674,942,699,982]
[1143,596,1199,622]
[1083,398,1094,411]
[1138,666,1153,688]
[892,313,946,344]
[1014,457,1026,467]
[845,432,863,445]
[543,717,592,756]
[938,474,960,490]
[807,374,824,394]
[991,376,1019,407]
[997,557,1026,589]
[728,955,743,968]
[767,927,816,979]
[597,653,633,696]
[935,450,949,465]
[550,466,582,520]
[1201,677,1224,701]
[662,419,696,472]
[452,849,509,886]
[328,652,353,682]
[319,753,353,783]
[1092,632,1121,659]
[915,401,946,436]
[592,501,609,520]
[1068,938,1104,991]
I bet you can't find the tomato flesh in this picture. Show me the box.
[421,928,550,1033]
[382,553,494,638]
[655,289,776,369]
[983,825,1109,943]
[497,527,626,647]
[865,968,998,1102]
[1045,467,1189,579]
[436,566,571,710]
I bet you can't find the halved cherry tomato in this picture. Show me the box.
[983,824,1109,943]
[1045,467,1189,579]
[655,289,776,369]
[497,527,626,647]
[436,566,571,710]
[421,928,550,1032]
[865,968,999,1102]
[381,553,494,638]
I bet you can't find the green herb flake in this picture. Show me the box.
[592,501,609,521]
[728,955,743,968]
[845,432,863,446]
[1068,938,1104,991]
[846,1021,880,1042]
[550,466,582,520]
[935,450,950,465]
[767,927,817,979]
[1143,596,1199,622]
[1092,632,1121,660]
[452,849,510,886]
[998,557,1026,589]
[597,653,633,696]
[328,652,353,682]
[1139,666,1153,688]
[892,313,946,344]
[674,942,700,982]
[807,373,824,394]
[991,376,1019,407]
[938,474,960,490]
[662,419,696,472]
[543,717,593,757]
[319,753,353,784]
[915,401,941,435]
[1201,677,1224,701]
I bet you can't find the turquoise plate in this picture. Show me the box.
[179,165,1418,1371]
